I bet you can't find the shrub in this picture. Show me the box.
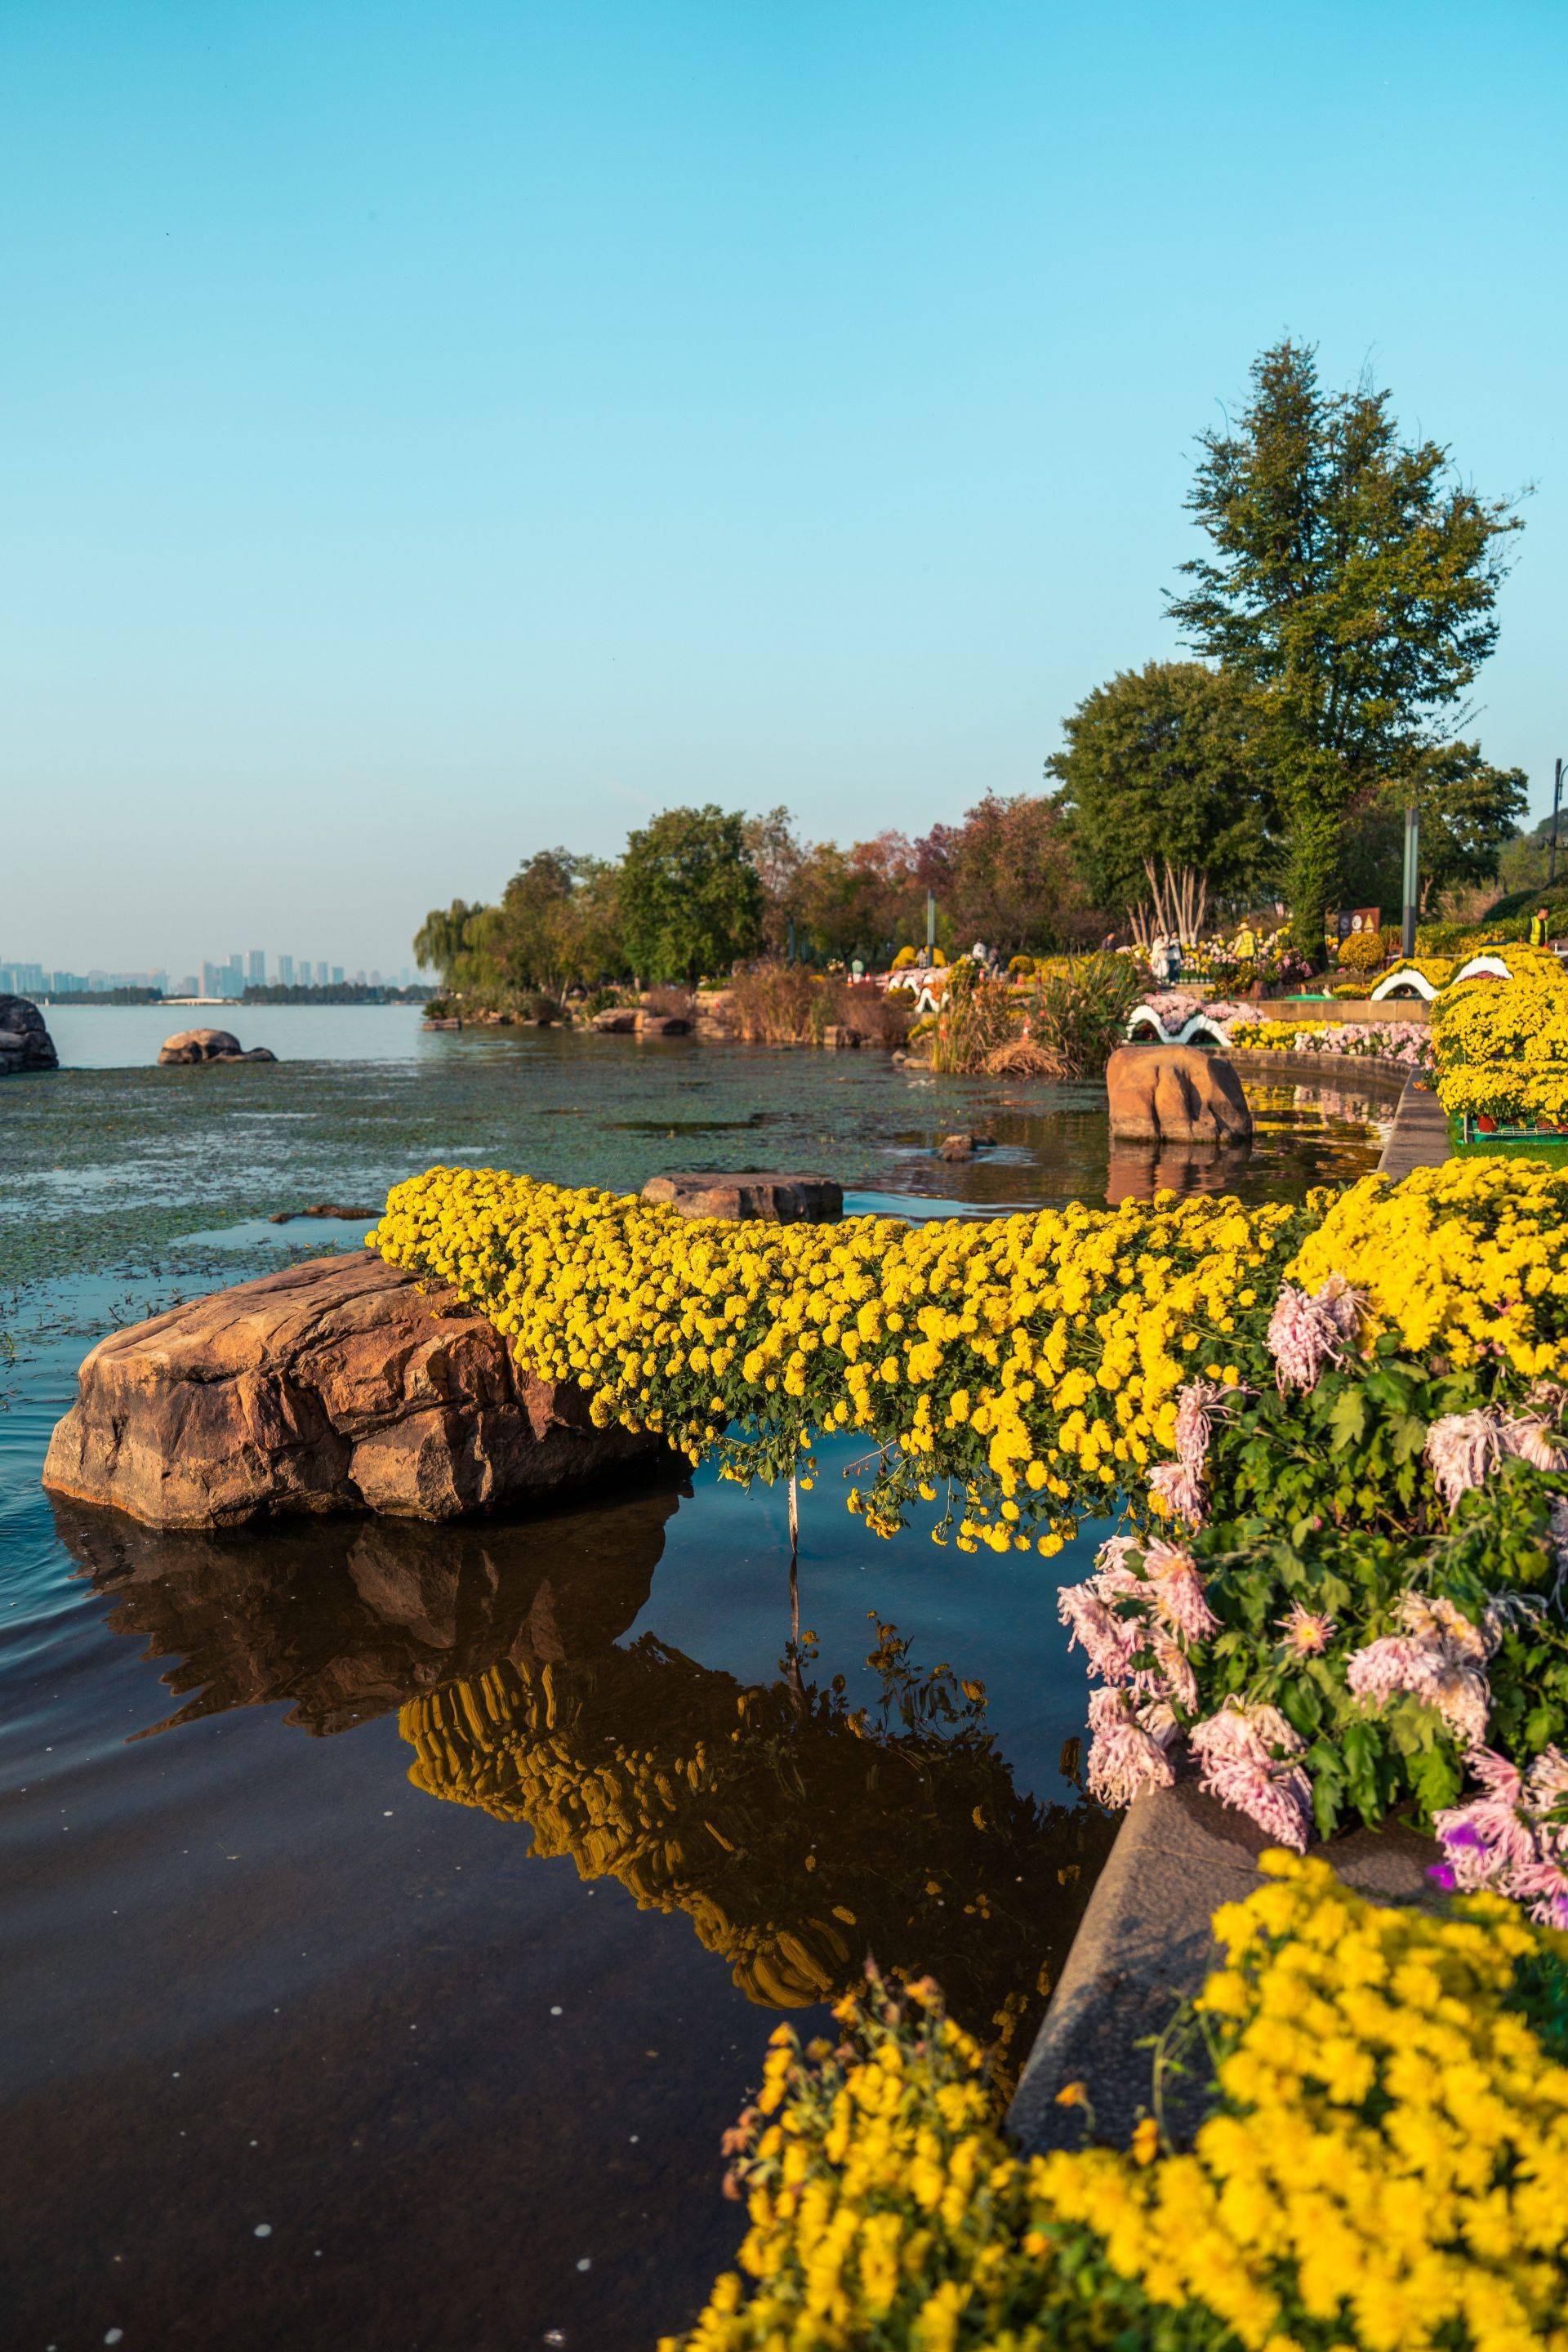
[890,944,918,970]
[666,1853,1568,2352]
[1336,928,1387,973]
[727,962,821,1044]
[518,989,562,1023]
[1008,953,1036,978]
[823,978,913,1049]
[644,982,697,1020]
[1023,954,1143,1079]
[928,959,1018,1074]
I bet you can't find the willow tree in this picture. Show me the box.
[1167,342,1521,960]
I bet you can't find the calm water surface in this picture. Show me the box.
[1,1016,1396,2350]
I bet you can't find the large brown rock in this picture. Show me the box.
[1105,1045,1253,1144]
[158,1027,276,1064]
[42,1252,668,1530]
[642,1170,844,1222]
[0,993,58,1075]
[635,1010,692,1037]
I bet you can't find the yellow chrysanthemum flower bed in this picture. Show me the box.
[368,1159,1568,1544]
[1288,1156,1568,1377]
[369,1167,1306,1545]
[666,1854,1568,2352]
[1430,956,1568,1129]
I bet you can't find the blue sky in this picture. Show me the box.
[3,2,1564,973]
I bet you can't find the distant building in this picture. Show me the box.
[331,965,345,986]
[1,961,47,994]
[201,960,221,997]
[278,954,294,986]
[247,950,265,983]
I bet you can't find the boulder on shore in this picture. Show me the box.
[1105,1045,1253,1145]
[590,1007,639,1034]
[42,1253,669,1530]
[0,994,59,1076]
[635,1010,692,1037]
[158,1027,276,1065]
[643,1170,843,1223]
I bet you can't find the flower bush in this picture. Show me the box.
[666,1851,1568,2352]
[371,1157,1568,1868]
[1432,957,1568,1130]
[1227,1018,1432,1068]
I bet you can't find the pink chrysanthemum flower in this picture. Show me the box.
[1346,1594,1495,1748]
[1424,1409,1508,1509]
[1189,1701,1313,1851]
[1058,1582,1140,1683]
[1147,1458,1205,1523]
[1503,1413,1567,1473]
[1084,1686,1178,1811]
[1142,1539,1220,1643]
[1277,1601,1334,1656]
[1433,1744,1568,1927]
[1265,1273,1361,1395]
[1147,1379,1240,1528]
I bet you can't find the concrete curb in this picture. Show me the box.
[1007,1782,1438,2154]
[1376,1076,1452,1177]
[1226,1048,1416,1093]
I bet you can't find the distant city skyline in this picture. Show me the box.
[0,948,418,999]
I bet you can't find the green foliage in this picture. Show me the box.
[1168,341,1522,961]
[618,804,765,983]
[1049,659,1275,910]
[918,792,1096,953]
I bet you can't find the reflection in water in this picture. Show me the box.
[1105,1141,1252,1202]
[50,1482,684,1736]
[52,1492,1110,2088]
[402,1625,1112,2083]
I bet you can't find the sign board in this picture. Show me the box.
[1332,907,1381,940]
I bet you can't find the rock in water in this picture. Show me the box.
[642,1171,843,1222]
[0,994,59,1076]
[158,1028,276,1064]
[1104,1045,1253,1144]
[42,1254,669,1530]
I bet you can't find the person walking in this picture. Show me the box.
[1530,907,1550,949]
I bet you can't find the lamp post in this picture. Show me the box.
[1401,799,1421,960]
[1550,758,1565,889]
[925,890,937,960]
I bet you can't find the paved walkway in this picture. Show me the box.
[1376,1076,1452,1177]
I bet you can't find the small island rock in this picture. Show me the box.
[0,994,60,1076]
[643,1171,843,1223]
[158,1027,276,1065]
[1105,1044,1253,1144]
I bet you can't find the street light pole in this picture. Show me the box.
[1550,758,1565,889]
[1401,799,1421,960]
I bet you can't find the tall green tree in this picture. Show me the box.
[1047,659,1274,911]
[1167,341,1521,959]
[1339,742,1527,914]
[413,898,485,987]
[915,794,1091,953]
[618,804,764,983]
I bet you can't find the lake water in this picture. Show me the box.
[1,1013,1396,2350]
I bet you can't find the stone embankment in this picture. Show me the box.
[158,1028,276,1064]
[0,994,59,1075]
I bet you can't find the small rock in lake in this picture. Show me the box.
[158,1027,277,1065]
